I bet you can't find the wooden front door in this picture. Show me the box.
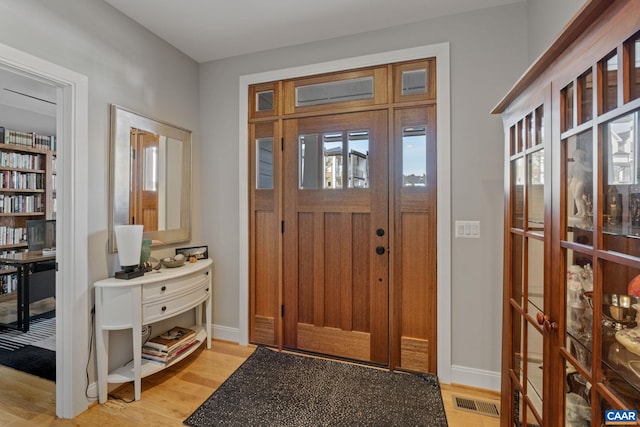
[282,110,389,364]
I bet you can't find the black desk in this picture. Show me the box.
[0,250,56,332]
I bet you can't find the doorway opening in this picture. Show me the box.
[0,42,89,419]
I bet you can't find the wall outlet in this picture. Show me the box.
[455,220,480,238]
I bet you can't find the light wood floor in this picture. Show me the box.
[0,340,500,426]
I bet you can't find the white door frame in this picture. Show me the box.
[0,42,89,418]
[237,43,452,384]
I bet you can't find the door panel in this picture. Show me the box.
[283,110,389,364]
[393,106,437,373]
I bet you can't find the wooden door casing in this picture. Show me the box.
[283,110,389,364]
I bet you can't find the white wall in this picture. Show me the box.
[199,3,528,388]
[0,0,200,389]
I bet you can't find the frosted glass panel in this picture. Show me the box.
[296,77,373,107]
[401,69,427,95]
[256,90,273,112]
[256,137,273,189]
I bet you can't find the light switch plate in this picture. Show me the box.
[455,220,480,238]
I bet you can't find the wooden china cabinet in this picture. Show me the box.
[494,1,640,426]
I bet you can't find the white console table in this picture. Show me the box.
[95,258,212,403]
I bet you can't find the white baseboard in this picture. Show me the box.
[450,365,501,392]
[212,324,240,343]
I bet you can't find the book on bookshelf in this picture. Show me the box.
[143,326,196,353]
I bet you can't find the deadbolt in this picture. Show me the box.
[376,228,385,237]
[376,246,385,255]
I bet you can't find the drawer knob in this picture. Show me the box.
[206,288,209,292]
[161,286,166,291]
[161,306,167,312]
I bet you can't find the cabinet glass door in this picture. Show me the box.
[506,105,546,427]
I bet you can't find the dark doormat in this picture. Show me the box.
[184,346,448,427]
[0,310,55,381]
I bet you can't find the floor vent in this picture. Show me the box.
[452,395,501,418]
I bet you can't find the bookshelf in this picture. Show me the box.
[95,259,213,403]
[0,128,56,300]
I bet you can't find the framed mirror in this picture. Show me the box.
[109,104,192,252]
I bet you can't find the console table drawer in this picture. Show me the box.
[143,282,209,323]
[142,271,209,302]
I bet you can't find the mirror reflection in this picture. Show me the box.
[109,105,191,252]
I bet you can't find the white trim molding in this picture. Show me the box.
[238,43,452,383]
[0,42,89,418]
[451,365,501,392]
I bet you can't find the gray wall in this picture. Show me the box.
[0,0,200,383]
[199,3,528,387]
[527,0,587,62]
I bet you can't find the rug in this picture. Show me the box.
[184,346,448,427]
[0,311,55,381]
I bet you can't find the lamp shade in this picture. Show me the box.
[115,225,143,268]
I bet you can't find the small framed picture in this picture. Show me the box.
[176,245,208,260]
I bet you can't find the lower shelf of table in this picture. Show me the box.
[107,325,207,384]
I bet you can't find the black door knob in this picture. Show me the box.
[376,228,385,237]
[376,246,385,255]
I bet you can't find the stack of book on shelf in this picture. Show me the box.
[142,326,200,364]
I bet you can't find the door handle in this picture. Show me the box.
[376,246,385,255]
[536,312,557,334]
[376,228,385,237]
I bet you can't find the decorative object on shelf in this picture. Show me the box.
[630,186,640,227]
[628,274,640,297]
[615,309,640,356]
[605,185,623,225]
[176,245,208,262]
[114,224,144,279]
[161,253,186,268]
[568,149,592,223]
[140,238,151,264]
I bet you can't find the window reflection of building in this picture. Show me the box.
[349,149,368,188]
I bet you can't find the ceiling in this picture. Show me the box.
[104,0,524,63]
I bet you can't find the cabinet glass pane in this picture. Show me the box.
[528,149,544,232]
[528,237,544,313]
[256,137,273,189]
[602,111,640,252]
[535,105,544,147]
[512,306,524,385]
[566,250,593,373]
[578,69,593,124]
[517,120,524,154]
[512,158,525,229]
[601,51,618,114]
[510,125,517,156]
[512,234,524,307]
[527,320,544,422]
[599,259,640,408]
[565,363,592,427]
[526,113,534,149]
[513,388,525,427]
[562,82,574,131]
[565,130,593,240]
[629,32,640,101]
